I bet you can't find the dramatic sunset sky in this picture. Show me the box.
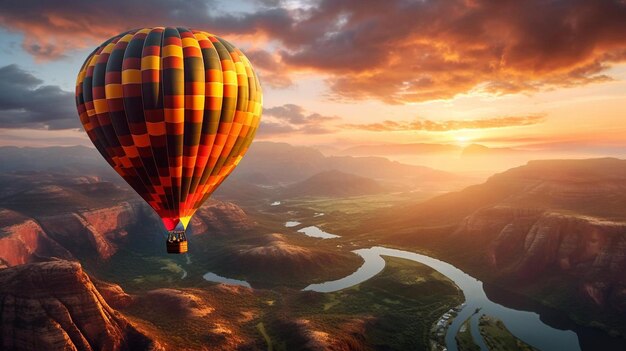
[0,0,625,158]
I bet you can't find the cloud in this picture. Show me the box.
[344,115,546,132]
[0,0,294,58]
[245,49,293,88]
[0,129,90,147]
[257,103,339,136]
[279,0,626,103]
[1,1,626,103]
[0,65,79,130]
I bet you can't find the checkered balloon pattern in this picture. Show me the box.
[76,27,262,231]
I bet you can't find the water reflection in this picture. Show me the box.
[304,246,581,351]
[297,226,341,239]
[202,272,251,288]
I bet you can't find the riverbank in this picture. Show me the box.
[430,303,465,350]
[478,315,538,351]
[203,245,583,350]
[301,247,581,351]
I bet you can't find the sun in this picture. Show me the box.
[455,135,472,145]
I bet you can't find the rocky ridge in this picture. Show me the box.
[380,159,626,317]
[0,199,251,267]
[453,206,626,311]
[0,259,161,351]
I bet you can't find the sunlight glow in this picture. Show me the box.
[455,135,471,143]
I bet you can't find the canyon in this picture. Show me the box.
[372,159,626,334]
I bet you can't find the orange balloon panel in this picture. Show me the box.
[75,27,262,231]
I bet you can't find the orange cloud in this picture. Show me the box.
[1,0,626,102]
[280,0,626,103]
[344,115,546,132]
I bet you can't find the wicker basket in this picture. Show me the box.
[166,240,188,254]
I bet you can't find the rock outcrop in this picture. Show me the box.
[380,159,626,318]
[189,199,252,235]
[455,207,626,278]
[273,317,374,351]
[92,279,134,309]
[0,209,73,267]
[452,208,626,313]
[143,289,214,318]
[0,195,253,267]
[0,202,145,266]
[79,203,141,241]
[38,212,118,260]
[224,233,360,286]
[235,233,335,270]
[0,259,161,351]
[238,233,312,260]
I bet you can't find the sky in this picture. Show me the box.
[0,0,625,157]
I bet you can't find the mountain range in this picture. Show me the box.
[233,141,463,185]
[281,170,387,198]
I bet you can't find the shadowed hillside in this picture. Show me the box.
[282,170,387,198]
[368,158,626,336]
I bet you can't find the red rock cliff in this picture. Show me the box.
[0,259,161,351]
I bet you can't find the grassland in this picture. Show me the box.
[275,191,433,236]
[455,316,481,351]
[258,257,463,350]
[111,251,463,350]
[479,315,538,351]
[82,190,469,350]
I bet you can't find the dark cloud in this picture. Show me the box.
[1,0,626,103]
[245,49,293,88]
[344,115,546,132]
[258,103,339,136]
[255,121,296,136]
[0,65,78,130]
[265,104,338,124]
[278,0,626,103]
[0,0,294,59]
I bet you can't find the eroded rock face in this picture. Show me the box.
[274,317,374,351]
[190,199,252,236]
[143,289,214,318]
[453,206,626,311]
[234,233,339,274]
[0,259,161,351]
[239,233,312,259]
[0,202,144,266]
[92,279,134,310]
[0,197,252,267]
[79,203,141,241]
[38,212,118,260]
[0,209,73,267]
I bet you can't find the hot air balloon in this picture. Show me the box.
[75,27,262,254]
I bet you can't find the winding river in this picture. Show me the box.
[304,247,582,351]
[203,245,583,350]
[203,223,623,350]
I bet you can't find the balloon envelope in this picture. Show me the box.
[76,27,262,231]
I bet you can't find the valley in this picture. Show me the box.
[0,145,624,350]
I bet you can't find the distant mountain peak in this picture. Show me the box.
[461,143,519,156]
[283,170,386,198]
